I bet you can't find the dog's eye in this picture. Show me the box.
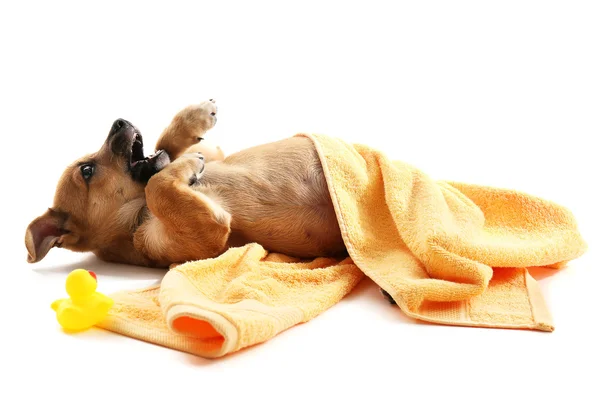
[80,164,95,181]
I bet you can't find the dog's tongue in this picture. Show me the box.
[130,149,171,183]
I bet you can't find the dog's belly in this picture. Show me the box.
[226,196,346,257]
[198,136,346,258]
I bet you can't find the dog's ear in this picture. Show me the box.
[24,209,69,263]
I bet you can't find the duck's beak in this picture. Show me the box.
[88,271,97,281]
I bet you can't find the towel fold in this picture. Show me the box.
[98,133,587,358]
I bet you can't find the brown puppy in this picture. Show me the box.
[25,100,346,268]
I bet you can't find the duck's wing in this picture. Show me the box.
[99,295,114,312]
[88,294,114,315]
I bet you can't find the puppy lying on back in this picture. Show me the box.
[25,100,346,268]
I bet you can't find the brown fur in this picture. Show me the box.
[25,100,346,268]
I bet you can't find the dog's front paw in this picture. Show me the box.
[190,99,218,137]
[175,99,217,144]
[162,152,205,184]
[155,99,218,159]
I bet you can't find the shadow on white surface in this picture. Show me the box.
[343,277,421,325]
[30,253,167,281]
[528,266,562,281]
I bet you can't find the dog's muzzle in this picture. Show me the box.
[106,118,171,183]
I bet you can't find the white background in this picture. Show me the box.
[1,1,599,399]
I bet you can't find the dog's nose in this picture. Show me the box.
[109,118,131,136]
[114,118,130,130]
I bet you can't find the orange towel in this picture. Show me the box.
[97,133,587,358]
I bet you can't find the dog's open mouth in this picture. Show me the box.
[128,132,170,183]
[130,133,145,167]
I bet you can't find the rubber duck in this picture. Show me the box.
[51,269,114,332]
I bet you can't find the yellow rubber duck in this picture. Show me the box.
[51,269,114,332]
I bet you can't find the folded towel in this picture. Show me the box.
[98,133,587,358]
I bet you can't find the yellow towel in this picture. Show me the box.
[97,133,587,358]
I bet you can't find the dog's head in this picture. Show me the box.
[24,119,169,265]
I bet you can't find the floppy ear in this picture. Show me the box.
[24,209,69,263]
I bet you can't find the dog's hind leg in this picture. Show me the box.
[141,152,232,263]
[185,141,225,163]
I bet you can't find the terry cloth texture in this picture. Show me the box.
[97,133,587,358]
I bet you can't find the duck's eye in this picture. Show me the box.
[80,164,95,181]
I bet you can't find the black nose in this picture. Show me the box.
[110,118,131,135]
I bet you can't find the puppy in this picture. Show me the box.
[25,100,347,268]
